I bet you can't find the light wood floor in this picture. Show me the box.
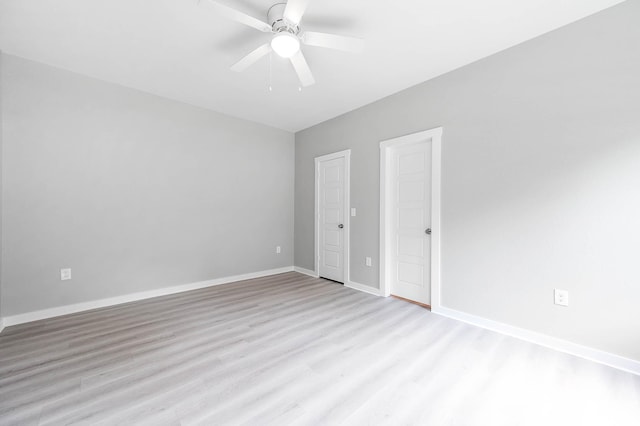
[1,272,638,425]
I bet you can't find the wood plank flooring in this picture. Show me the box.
[1,272,639,425]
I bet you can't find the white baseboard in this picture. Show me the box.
[293,266,318,277]
[293,267,382,298]
[2,266,294,327]
[433,305,640,376]
[345,280,382,297]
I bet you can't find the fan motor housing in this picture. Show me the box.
[268,3,299,35]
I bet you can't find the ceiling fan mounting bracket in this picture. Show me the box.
[268,3,300,35]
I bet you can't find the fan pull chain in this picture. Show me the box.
[268,51,273,92]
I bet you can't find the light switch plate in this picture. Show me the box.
[554,289,569,306]
[61,268,72,281]
[351,208,356,217]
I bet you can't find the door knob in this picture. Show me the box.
[338,224,344,229]
[425,228,431,235]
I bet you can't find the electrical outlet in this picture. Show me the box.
[554,289,569,307]
[365,257,372,267]
[61,268,72,281]
[276,246,281,254]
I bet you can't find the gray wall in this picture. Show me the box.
[295,1,640,361]
[1,54,294,316]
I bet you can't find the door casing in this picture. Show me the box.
[380,128,442,308]
[315,150,351,283]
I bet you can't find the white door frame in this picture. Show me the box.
[379,128,442,309]
[315,150,351,283]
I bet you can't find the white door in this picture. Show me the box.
[318,156,346,282]
[389,140,432,304]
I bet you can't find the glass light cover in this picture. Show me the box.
[271,32,300,58]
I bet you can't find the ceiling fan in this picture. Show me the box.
[201,0,364,87]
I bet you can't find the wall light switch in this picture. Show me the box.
[554,289,569,307]
[365,257,372,267]
[351,208,357,217]
[276,246,281,254]
[61,268,72,281]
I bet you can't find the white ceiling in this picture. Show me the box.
[0,0,625,132]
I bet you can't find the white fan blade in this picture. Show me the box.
[200,0,272,32]
[302,31,364,53]
[290,50,315,87]
[283,0,309,26]
[231,44,272,72]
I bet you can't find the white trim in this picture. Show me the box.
[345,280,382,297]
[2,266,294,327]
[434,305,640,376]
[293,266,319,278]
[379,127,443,306]
[0,317,4,334]
[314,149,351,284]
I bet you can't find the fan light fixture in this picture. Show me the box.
[271,32,300,58]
